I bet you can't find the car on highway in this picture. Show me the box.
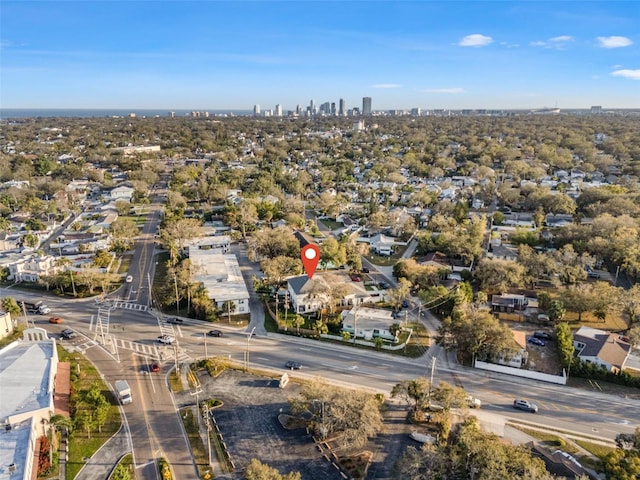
[157,334,175,345]
[533,331,553,341]
[125,275,133,283]
[49,316,63,324]
[513,399,538,413]
[60,328,76,339]
[207,329,223,337]
[527,337,545,347]
[285,360,302,370]
[150,363,160,373]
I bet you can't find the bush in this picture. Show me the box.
[571,360,640,388]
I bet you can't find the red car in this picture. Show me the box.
[150,363,160,373]
[49,316,63,324]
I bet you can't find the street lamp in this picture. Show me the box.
[244,327,256,372]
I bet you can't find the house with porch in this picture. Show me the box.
[340,307,398,342]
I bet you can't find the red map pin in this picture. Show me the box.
[301,244,321,279]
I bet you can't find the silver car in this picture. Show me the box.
[513,399,538,413]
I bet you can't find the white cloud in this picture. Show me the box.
[530,35,574,49]
[458,34,493,47]
[423,88,465,94]
[611,69,640,80]
[371,84,401,89]
[598,36,633,48]
[549,35,574,42]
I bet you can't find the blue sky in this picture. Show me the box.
[1,1,639,110]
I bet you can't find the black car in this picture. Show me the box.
[533,331,553,341]
[285,361,302,370]
[167,318,183,324]
[207,330,223,337]
[362,267,370,273]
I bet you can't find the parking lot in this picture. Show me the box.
[174,369,416,480]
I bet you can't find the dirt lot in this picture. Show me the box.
[174,369,417,480]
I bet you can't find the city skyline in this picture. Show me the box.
[1,1,639,110]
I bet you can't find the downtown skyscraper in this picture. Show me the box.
[362,97,372,115]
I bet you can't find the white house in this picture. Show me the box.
[107,185,135,202]
[0,311,14,340]
[287,275,330,314]
[340,307,398,342]
[6,254,60,283]
[573,326,631,373]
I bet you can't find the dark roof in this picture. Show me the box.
[287,275,327,295]
[293,231,317,249]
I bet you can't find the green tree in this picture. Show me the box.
[431,381,469,411]
[555,322,575,370]
[548,300,566,323]
[244,458,301,480]
[2,297,21,316]
[391,377,431,412]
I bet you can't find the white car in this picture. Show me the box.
[157,335,175,345]
[410,431,436,444]
[125,275,133,283]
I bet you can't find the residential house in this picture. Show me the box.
[340,307,398,342]
[491,293,529,313]
[545,214,574,228]
[287,275,330,314]
[358,233,405,256]
[106,185,135,202]
[488,244,519,261]
[0,311,14,340]
[5,254,59,283]
[573,326,631,373]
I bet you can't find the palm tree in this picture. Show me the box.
[221,301,236,323]
[56,257,76,296]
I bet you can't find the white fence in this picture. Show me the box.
[474,360,567,385]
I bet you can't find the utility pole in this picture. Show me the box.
[427,356,436,407]
[245,327,256,372]
[203,332,207,360]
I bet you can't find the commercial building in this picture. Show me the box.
[0,328,59,480]
[188,240,250,315]
[362,97,372,115]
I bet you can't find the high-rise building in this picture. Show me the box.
[296,104,302,115]
[362,97,372,115]
[309,99,315,115]
[339,98,346,116]
[411,107,421,116]
[253,104,261,116]
[275,104,282,117]
[330,102,336,116]
[590,105,603,114]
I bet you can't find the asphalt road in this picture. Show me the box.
[14,288,638,450]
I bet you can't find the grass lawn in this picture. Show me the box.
[365,244,408,267]
[563,310,628,331]
[319,219,343,231]
[109,453,135,479]
[58,345,122,480]
[179,407,214,479]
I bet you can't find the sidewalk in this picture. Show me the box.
[74,425,131,480]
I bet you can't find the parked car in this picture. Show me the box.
[587,271,601,279]
[351,275,362,282]
[402,299,411,308]
[60,328,76,339]
[49,316,63,324]
[378,282,389,289]
[534,331,553,341]
[409,431,436,444]
[361,267,370,273]
[465,395,482,408]
[527,337,545,346]
[207,330,223,337]
[285,360,302,370]
[157,335,175,345]
[150,363,160,373]
[513,399,538,413]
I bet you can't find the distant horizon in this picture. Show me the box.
[2,1,639,109]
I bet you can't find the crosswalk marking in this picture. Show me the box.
[112,302,148,311]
